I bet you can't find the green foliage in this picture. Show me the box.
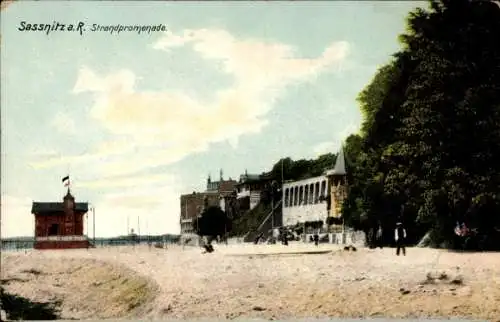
[269,154,337,184]
[195,206,231,237]
[343,0,500,250]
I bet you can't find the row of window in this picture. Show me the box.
[283,180,327,207]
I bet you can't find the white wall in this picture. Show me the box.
[282,175,329,226]
[282,203,329,226]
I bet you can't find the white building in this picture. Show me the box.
[235,171,272,211]
[282,175,330,227]
[281,146,348,230]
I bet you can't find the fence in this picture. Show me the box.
[1,235,181,251]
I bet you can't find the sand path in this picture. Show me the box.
[2,244,500,320]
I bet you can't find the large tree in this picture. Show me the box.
[195,206,232,241]
[343,0,500,249]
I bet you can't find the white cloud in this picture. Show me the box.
[51,112,77,134]
[39,28,349,177]
[1,195,34,238]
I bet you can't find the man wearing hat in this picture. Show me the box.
[394,221,407,256]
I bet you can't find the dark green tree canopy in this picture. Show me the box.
[196,206,231,238]
[342,0,500,250]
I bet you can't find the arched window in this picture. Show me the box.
[285,188,289,207]
[321,180,326,199]
[314,182,320,204]
[309,183,314,204]
[304,185,309,204]
[294,186,299,206]
[299,186,304,205]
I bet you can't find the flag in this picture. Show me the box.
[62,175,70,187]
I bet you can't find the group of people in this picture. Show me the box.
[203,218,476,255]
[254,228,293,245]
[370,221,407,256]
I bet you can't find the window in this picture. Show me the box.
[285,188,290,207]
[299,186,304,205]
[309,183,314,203]
[315,182,320,204]
[321,180,326,198]
[48,224,59,236]
[304,185,309,204]
[294,186,299,206]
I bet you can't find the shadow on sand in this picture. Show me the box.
[0,287,62,320]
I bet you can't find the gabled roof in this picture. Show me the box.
[31,202,89,214]
[238,173,260,182]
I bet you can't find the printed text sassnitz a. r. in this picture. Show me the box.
[18,21,85,36]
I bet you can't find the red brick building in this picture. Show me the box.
[32,189,90,250]
[179,192,219,234]
[179,170,238,234]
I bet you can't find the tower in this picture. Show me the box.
[325,145,348,226]
[63,188,76,235]
[220,168,223,181]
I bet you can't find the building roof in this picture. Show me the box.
[237,171,273,185]
[31,202,89,214]
[181,191,219,198]
[238,173,261,182]
[325,146,347,176]
[282,174,328,187]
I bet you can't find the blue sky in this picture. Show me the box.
[1,1,423,237]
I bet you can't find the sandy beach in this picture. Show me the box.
[2,243,500,320]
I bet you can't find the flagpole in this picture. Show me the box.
[281,158,284,184]
[137,216,140,243]
[93,206,95,246]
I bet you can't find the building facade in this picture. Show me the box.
[179,192,219,234]
[31,189,90,250]
[179,169,238,234]
[235,171,273,211]
[325,145,348,223]
[282,175,330,227]
[282,146,348,232]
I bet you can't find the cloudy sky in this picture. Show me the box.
[1,1,421,238]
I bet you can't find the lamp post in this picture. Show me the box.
[86,212,89,239]
[271,183,275,230]
[92,206,96,246]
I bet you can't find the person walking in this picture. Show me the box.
[376,223,383,249]
[313,232,319,246]
[394,222,407,256]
